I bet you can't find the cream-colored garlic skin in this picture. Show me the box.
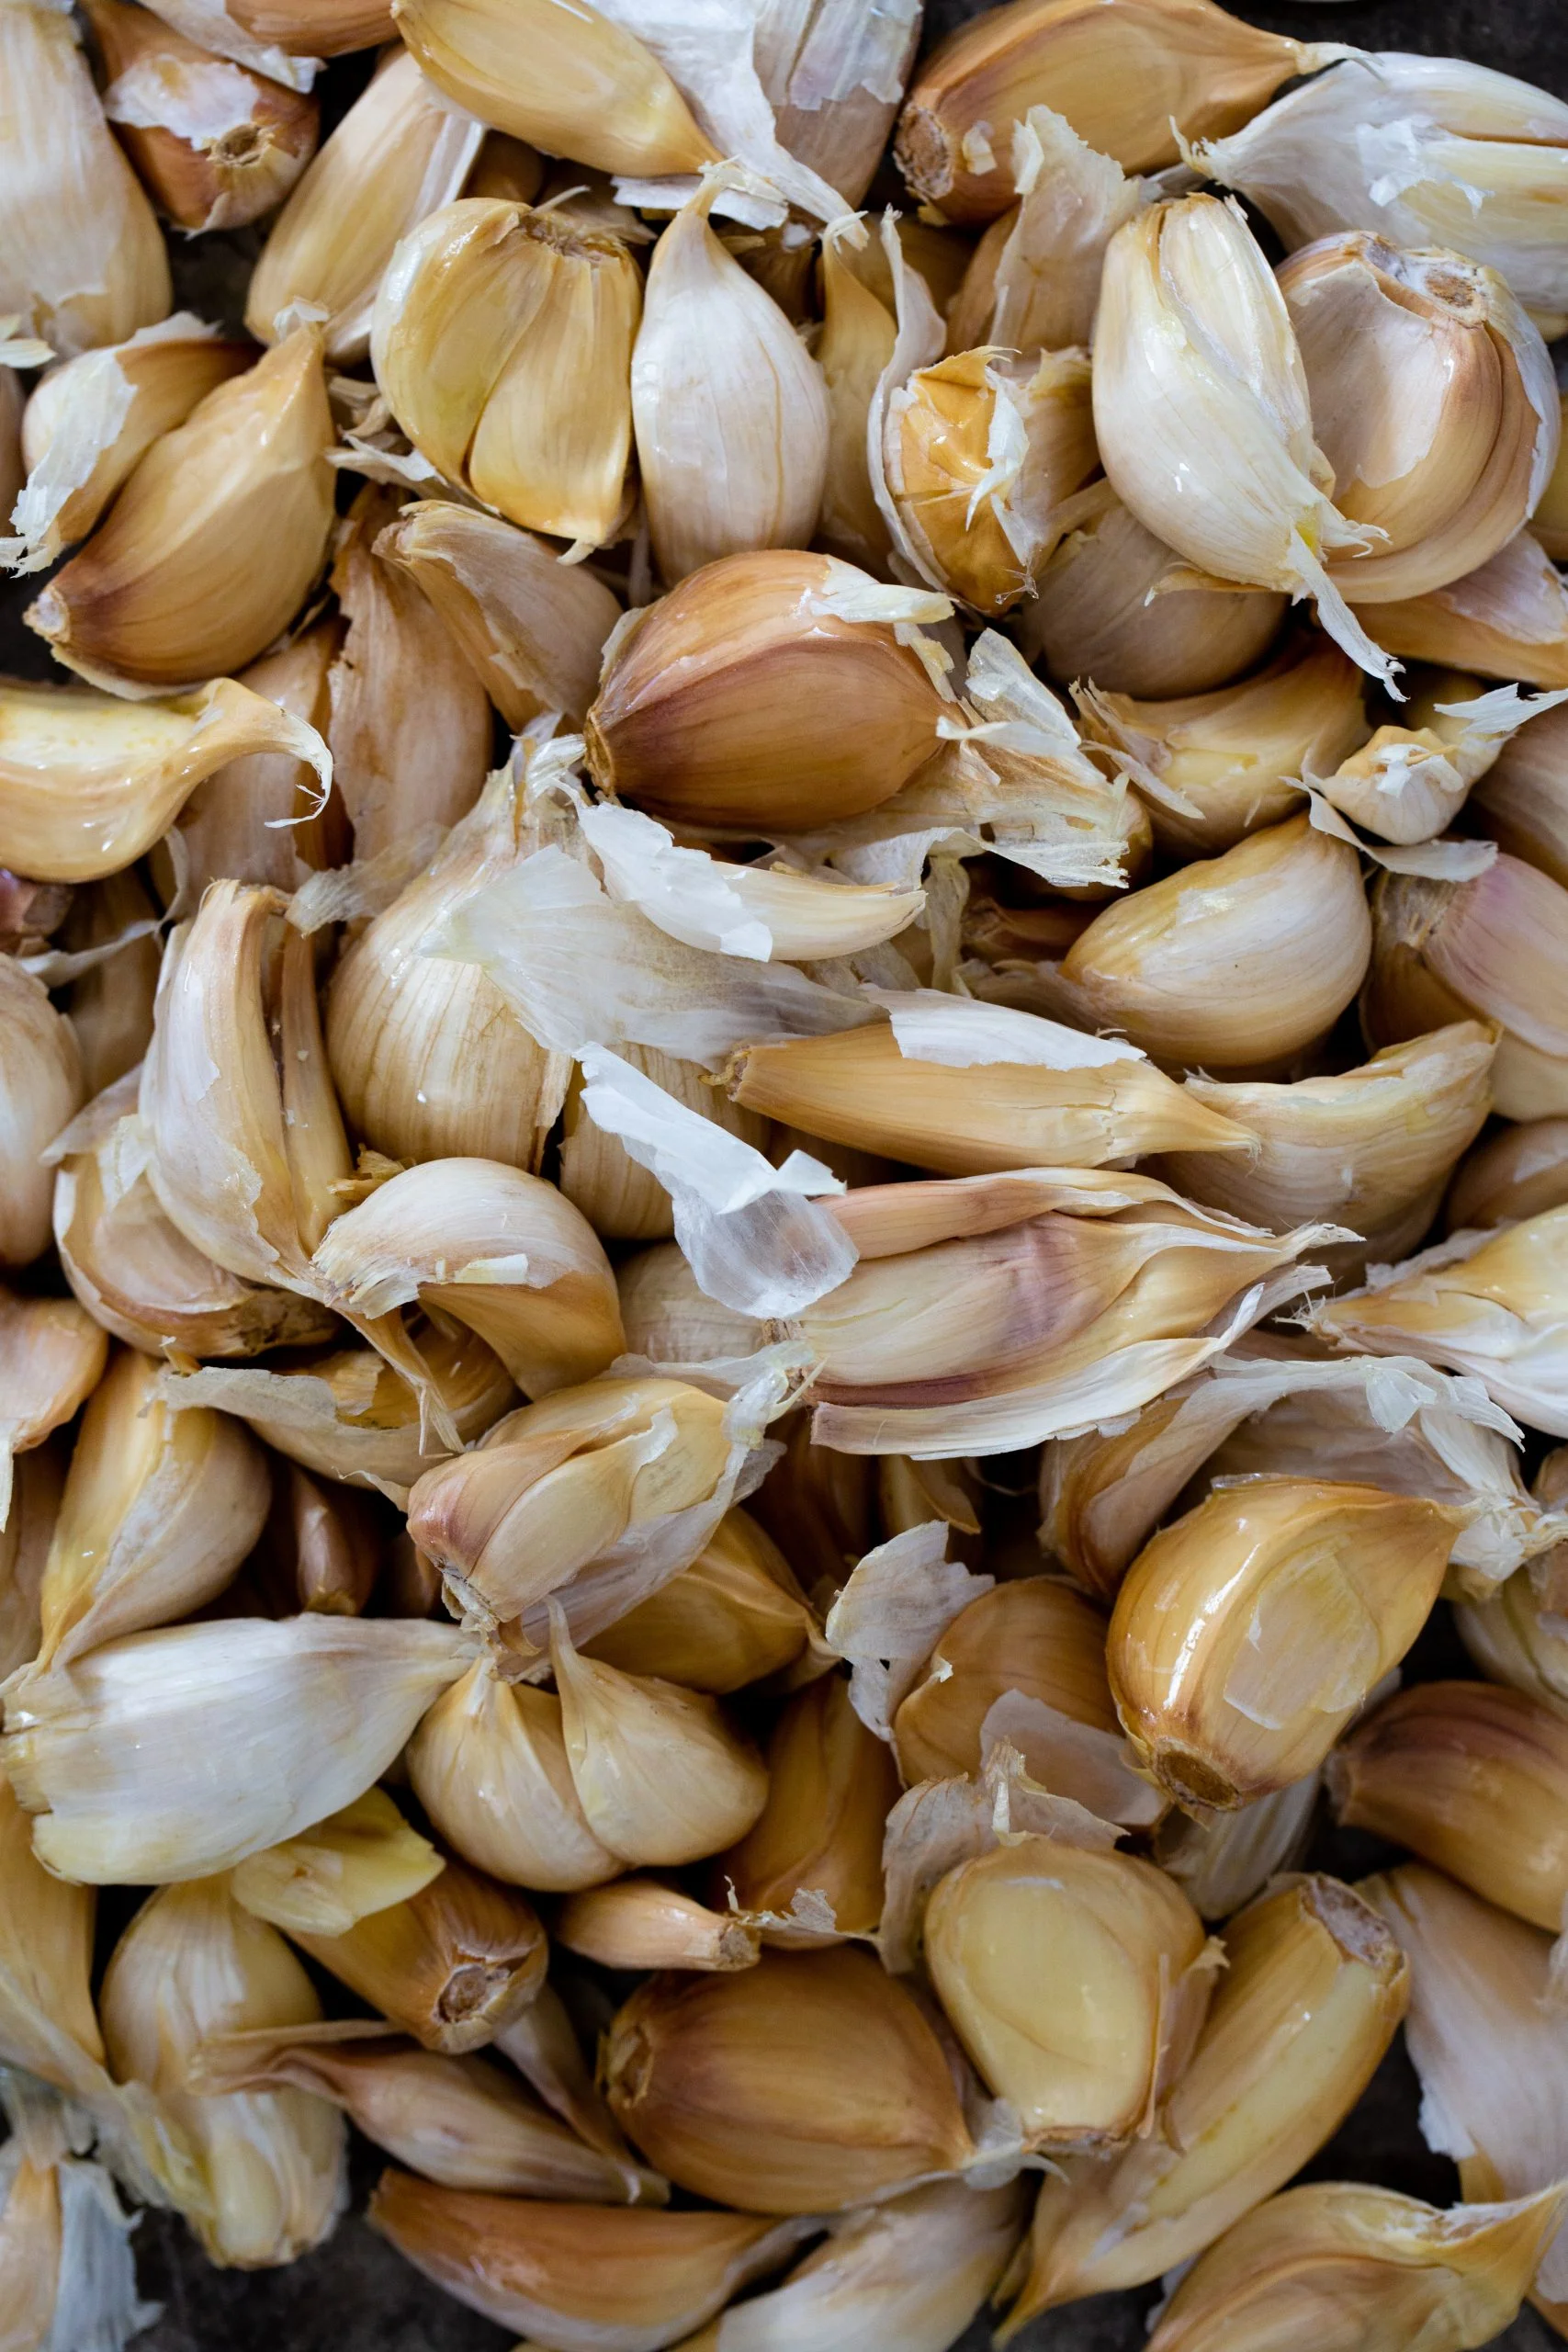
[407,1658,620,1894]
[1365,530,1568,689]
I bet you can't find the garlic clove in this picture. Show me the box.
[0,1447,62,1680]
[948,103,1150,355]
[559,1041,773,1247]
[0,956,83,1267]
[292,1854,547,2054]
[173,624,346,897]
[616,1242,768,1371]
[816,216,898,571]
[892,1575,1120,1786]
[582,1507,818,1695]
[407,1657,621,1894]
[754,0,923,208]
[1362,527,1568,689]
[554,1879,761,1975]
[718,1673,900,1946]
[0,1286,106,1503]
[1470,685,1568,888]
[1447,1117,1568,1231]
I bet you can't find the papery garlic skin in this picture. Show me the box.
[1279,233,1560,606]
[408,1657,620,1893]
[247,51,483,364]
[1110,1478,1468,1811]
[949,104,1149,355]
[0,1613,475,1883]
[0,956,83,1266]
[1190,54,1568,326]
[632,176,829,589]
[753,0,923,209]
[101,1877,345,2268]
[0,0,170,358]
[1090,195,1393,683]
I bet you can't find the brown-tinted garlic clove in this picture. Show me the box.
[0,956,83,1266]
[582,1508,818,1695]
[604,1947,975,2214]
[0,1448,63,1679]
[554,1879,761,1975]
[28,328,335,695]
[559,1044,773,1247]
[892,1575,1120,1786]
[1111,1478,1467,1811]
[407,1657,620,1894]
[254,1460,384,1618]
[294,1855,546,2054]
[718,1673,901,1947]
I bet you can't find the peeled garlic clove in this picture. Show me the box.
[1279,232,1559,607]
[1162,1024,1496,1269]
[394,0,717,179]
[174,624,346,896]
[604,1946,975,2214]
[1059,815,1372,1074]
[372,198,641,548]
[325,763,572,1170]
[585,550,953,832]
[34,1345,270,1671]
[616,1242,766,1369]
[1189,53,1568,328]
[0,670,333,885]
[51,1086,342,1363]
[0,0,170,358]
[881,345,1097,617]
[1448,1117,1568,1230]
[0,956,83,1266]
[1092,196,1393,684]
[1111,1478,1469,1812]
[0,1613,476,1883]
[407,1657,620,1894]
[1364,854,1568,1121]
[928,1835,1214,2150]
[1004,1874,1409,2324]
[4,316,248,573]
[1074,638,1367,856]
[1330,1679,1568,1938]
[816,217,898,570]
[551,1608,768,1869]
[101,1876,344,2269]
[631,175,829,590]
[28,326,335,694]
[895,0,1333,223]
[1019,481,1286,700]
[1363,527,1568,689]
[246,51,482,364]
[371,2171,809,2346]
[196,2032,654,2203]
[86,0,320,232]
[322,483,491,865]
[293,1856,547,2054]
[555,1879,761,1975]
[1146,2177,1566,2352]
[892,1576,1119,1786]
[312,1155,623,1399]
[582,1508,817,1695]
[718,1673,900,1947]
[1470,687,1568,888]
[229,1787,443,1937]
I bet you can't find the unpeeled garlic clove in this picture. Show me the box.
[1019,480,1286,701]
[101,1875,345,2269]
[581,1507,818,1695]
[815,216,898,570]
[717,1672,901,1946]
[551,1607,769,1869]
[559,1042,774,1249]
[59,868,163,1095]
[407,1656,621,1894]
[1073,638,1367,857]
[86,0,320,233]
[0,1447,62,1679]
[0,1612,476,1883]
[584,549,953,833]
[293,1855,547,2054]
[194,2030,659,2203]
[1003,1874,1409,2325]
[392,0,718,180]
[1056,814,1372,1074]
[554,1879,761,1975]
[1331,1679,1568,1939]
[631,174,829,590]
[928,1834,1215,2151]
[1311,676,1568,849]
[881,344,1098,617]
[1363,855,1568,1120]
[894,0,1335,224]
[173,623,347,896]
[372,198,642,548]
[616,1241,766,1371]
[1092,195,1393,684]
[0,1286,106,1503]
[325,759,573,1170]
[1361,527,1568,689]
[1153,1774,1322,1925]
[246,50,483,364]
[34,1344,271,1671]
[1110,1477,1469,1812]
[1161,1023,1496,1271]
[1469,686,1568,888]
[0,670,333,885]
[1146,2177,1567,2352]
[0,1762,106,2101]
[0,0,170,359]
[753,0,922,208]
[1534,392,1568,557]
[1457,1564,1568,1720]
[891,1574,1121,1786]
[1188,53,1568,329]
[370,2170,811,2346]
[3,316,248,573]
[604,1946,976,2214]
[1279,232,1560,606]
[28,327,335,694]
[1447,1117,1568,1231]
[948,103,1149,355]
[229,1787,443,1937]
[0,956,83,1266]
[163,0,395,64]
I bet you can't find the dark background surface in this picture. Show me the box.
[71,0,1568,2346]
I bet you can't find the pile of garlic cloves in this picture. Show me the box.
[6,0,1568,2346]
